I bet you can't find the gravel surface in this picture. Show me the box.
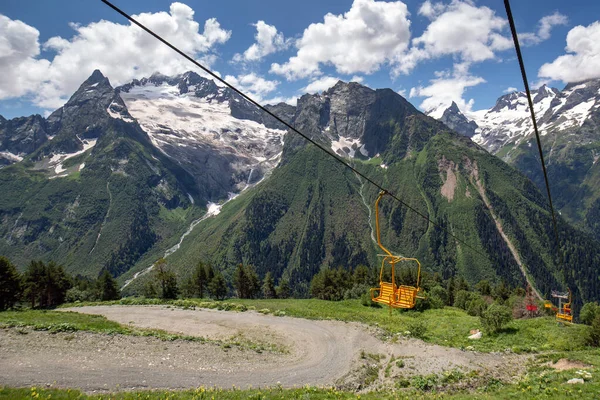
[0,305,527,392]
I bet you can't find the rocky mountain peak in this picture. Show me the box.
[440,101,478,138]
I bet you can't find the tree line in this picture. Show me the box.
[0,256,119,310]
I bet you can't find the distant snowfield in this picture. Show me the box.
[119,84,286,163]
[330,135,368,158]
[467,84,599,152]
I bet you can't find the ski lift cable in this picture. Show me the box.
[503,0,565,270]
[101,0,495,261]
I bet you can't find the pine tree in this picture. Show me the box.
[193,261,207,298]
[98,270,120,301]
[446,276,455,306]
[0,256,21,310]
[208,272,227,300]
[154,258,178,299]
[234,264,248,298]
[262,272,276,299]
[276,278,291,299]
[23,260,45,308]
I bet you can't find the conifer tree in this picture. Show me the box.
[208,272,227,300]
[262,271,276,299]
[98,270,120,301]
[0,256,21,311]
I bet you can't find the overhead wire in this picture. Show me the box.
[503,0,564,267]
[101,0,492,260]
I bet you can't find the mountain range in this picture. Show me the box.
[436,81,600,241]
[1,70,599,309]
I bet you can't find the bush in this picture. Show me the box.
[580,302,600,326]
[429,285,448,305]
[587,314,600,347]
[480,303,512,334]
[466,297,488,317]
[406,319,427,339]
[454,290,481,310]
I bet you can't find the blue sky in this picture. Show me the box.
[1,0,600,119]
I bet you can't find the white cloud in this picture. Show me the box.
[409,63,485,118]
[503,86,518,93]
[270,0,411,80]
[0,3,231,109]
[0,15,50,100]
[300,76,342,93]
[233,21,289,62]
[539,21,600,83]
[224,73,279,102]
[262,95,298,106]
[520,12,568,46]
[395,0,511,75]
[350,75,364,83]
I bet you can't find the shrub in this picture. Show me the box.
[580,302,600,326]
[429,285,448,305]
[466,297,488,317]
[480,303,512,334]
[587,314,600,347]
[406,319,427,339]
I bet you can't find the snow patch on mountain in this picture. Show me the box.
[331,136,365,158]
[45,138,97,176]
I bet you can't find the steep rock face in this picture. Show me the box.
[439,101,478,137]
[283,81,432,164]
[0,115,50,166]
[117,71,294,198]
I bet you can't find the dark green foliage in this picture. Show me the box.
[193,262,208,298]
[480,303,512,334]
[493,280,511,302]
[98,270,120,301]
[142,280,158,298]
[262,271,276,299]
[233,264,260,299]
[103,206,157,277]
[0,256,20,310]
[154,258,178,300]
[580,302,600,326]
[208,272,227,300]
[428,285,447,308]
[476,280,492,296]
[466,296,488,317]
[309,267,352,301]
[446,277,455,306]
[587,314,600,347]
[276,278,291,299]
[22,260,71,308]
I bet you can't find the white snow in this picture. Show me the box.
[90,82,99,87]
[0,151,23,162]
[106,102,135,123]
[79,163,85,170]
[187,193,194,204]
[48,138,97,175]
[331,136,363,158]
[119,82,287,177]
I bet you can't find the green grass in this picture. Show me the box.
[63,298,591,353]
[0,309,284,353]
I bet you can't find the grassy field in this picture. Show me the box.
[62,297,590,353]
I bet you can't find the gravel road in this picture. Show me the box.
[0,305,526,392]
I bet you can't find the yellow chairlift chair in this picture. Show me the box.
[370,191,424,312]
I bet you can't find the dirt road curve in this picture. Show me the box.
[0,306,525,391]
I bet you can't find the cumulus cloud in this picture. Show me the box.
[0,15,50,100]
[395,0,511,75]
[0,3,231,109]
[520,12,568,46]
[262,95,298,106]
[409,63,485,118]
[300,76,342,93]
[538,21,600,83]
[233,21,289,62]
[503,86,518,93]
[224,73,279,102]
[270,0,411,80]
